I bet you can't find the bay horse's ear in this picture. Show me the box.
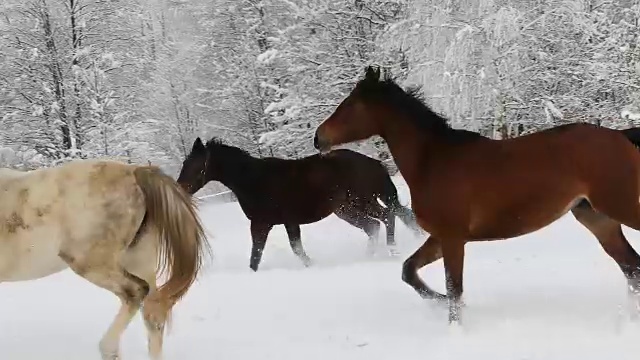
[192,137,205,153]
[365,65,380,81]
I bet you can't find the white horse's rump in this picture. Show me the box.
[0,159,210,360]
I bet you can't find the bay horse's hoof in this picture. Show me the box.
[419,289,447,303]
[448,319,464,336]
[448,309,461,325]
[626,291,640,320]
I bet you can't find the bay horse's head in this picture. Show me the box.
[177,137,210,194]
[314,65,389,153]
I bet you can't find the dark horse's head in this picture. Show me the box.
[177,137,209,194]
[177,137,249,194]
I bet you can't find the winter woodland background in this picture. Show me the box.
[1,0,640,195]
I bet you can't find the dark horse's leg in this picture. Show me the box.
[401,235,447,301]
[363,199,399,256]
[284,223,313,267]
[364,199,395,245]
[249,221,274,272]
[376,170,422,237]
[335,206,380,256]
[572,201,640,311]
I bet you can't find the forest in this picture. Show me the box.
[1,0,639,193]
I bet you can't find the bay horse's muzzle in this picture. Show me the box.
[313,132,320,149]
[313,132,330,154]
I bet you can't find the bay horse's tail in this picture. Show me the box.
[377,167,422,235]
[133,166,210,312]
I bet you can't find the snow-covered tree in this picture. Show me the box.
[382,0,640,138]
[0,0,153,165]
[257,0,406,158]
[1,0,638,175]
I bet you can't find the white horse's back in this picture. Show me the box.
[0,167,28,179]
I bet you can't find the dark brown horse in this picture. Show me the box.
[314,65,640,324]
[177,137,420,271]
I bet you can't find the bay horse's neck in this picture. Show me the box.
[379,114,450,190]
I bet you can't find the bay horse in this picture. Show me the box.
[177,137,420,271]
[314,65,640,324]
[0,160,210,359]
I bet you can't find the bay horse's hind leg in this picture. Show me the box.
[572,201,640,312]
[401,235,446,302]
[58,251,149,360]
[441,238,466,324]
[335,206,381,256]
[284,223,313,267]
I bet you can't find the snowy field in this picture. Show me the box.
[2,177,640,360]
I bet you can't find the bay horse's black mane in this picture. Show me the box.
[356,69,482,143]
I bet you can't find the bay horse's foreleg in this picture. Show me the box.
[59,252,149,360]
[249,221,273,272]
[572,204,640,307]
[441,239,466,324]
[335,207,381,256]
[284,223,313,267]
[401,236,446,301]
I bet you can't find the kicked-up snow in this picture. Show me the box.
[2,177,640,360]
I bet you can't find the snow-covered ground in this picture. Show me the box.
[2,177,640,360]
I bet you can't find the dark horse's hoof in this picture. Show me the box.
[388,247,400,257]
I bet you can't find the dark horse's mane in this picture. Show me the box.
[357,70,483,142]
[205,137,253,159]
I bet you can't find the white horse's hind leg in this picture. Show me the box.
[142,295,168,360]
[59,252,150,360]
[126,265,165,360]
[122,226,166,360]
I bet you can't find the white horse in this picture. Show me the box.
[0,160,210,359]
